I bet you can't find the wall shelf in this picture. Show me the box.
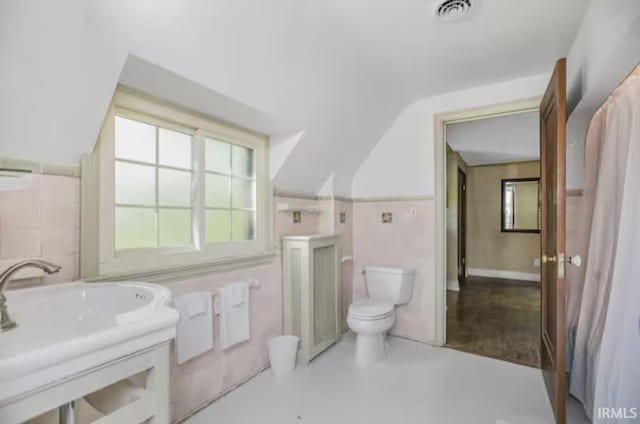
[0,170,32,192]
[276,203,320,214]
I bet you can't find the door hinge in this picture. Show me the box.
[462,184,466,191]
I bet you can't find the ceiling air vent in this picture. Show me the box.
[432,0,473,22]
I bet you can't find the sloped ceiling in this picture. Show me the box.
[447,111,540,166]
[0,0,588,196]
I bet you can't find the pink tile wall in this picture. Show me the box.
[317,199,334,234]
[334,200,353,329]
[0,174,80,284]
[274,197,320,237]
[166,264,282,421]
[352,200,436,343]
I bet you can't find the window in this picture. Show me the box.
[83,87,273,279]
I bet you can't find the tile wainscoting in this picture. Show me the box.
[1,176,586,420]
[167,264,282,421]
[0,174,80,285]
[353,199,436,344]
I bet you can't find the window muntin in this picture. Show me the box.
[114,115,194,251]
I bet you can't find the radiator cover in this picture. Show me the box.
[282,235,341,364]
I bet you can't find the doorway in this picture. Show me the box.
[443,110,542,367]
[434,98,543,350]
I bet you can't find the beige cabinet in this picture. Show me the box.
[282,235,341,364]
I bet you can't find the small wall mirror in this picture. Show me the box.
[501,178,541,233]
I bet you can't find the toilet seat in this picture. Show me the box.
[348,300,394,321]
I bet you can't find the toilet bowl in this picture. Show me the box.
[347,266,415,367]
[347,300,395,366]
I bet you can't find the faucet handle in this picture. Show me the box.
[0,296,17,332]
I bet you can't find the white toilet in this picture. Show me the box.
[347,266,415,366]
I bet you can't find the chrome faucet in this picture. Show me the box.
[0,260,62,332]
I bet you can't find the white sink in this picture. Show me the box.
[0,281,179,405]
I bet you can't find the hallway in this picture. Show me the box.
[446,276,540,367]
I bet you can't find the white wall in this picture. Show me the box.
[351,74,549,198]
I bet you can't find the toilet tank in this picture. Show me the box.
[364,266,415,305]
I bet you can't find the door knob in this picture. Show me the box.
[567,255,582,267]
[542,254,557,263]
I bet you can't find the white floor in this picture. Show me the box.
[184,333,591,424]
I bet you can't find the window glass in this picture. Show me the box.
[232,144,254,177]
[115,162,156,206]
[205,139,256,244]
[206,174,231,208]
[159,168,191,207]
[232,210,255,241]
[232,178,256,209]
[205,138,231,174]
[206,209,231,243]
[115,116,156,164]
[115,207,157,250]
[159,209,192,246]
[159,128,192,169]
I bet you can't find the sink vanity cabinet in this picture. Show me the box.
[0,282,179,424]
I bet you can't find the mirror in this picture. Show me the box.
[501,178,541,233]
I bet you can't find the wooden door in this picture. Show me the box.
[540,58,567,424]
[457,168,467,286]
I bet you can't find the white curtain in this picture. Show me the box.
[569,67,640,422]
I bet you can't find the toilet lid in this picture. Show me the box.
[349,300,394,320]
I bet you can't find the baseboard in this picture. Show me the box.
[447,279,460,292]
[467,268,540,282]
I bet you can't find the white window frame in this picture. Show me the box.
[84,86,274,280]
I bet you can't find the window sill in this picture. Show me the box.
[85,251,277,284]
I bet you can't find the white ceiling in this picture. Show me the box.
[447,111,540,166]
[0,0,589,195]
[323,0,589,101]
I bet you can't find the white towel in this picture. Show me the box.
[175,292,214,364]
[187,295,206,317]
[219,282,250,350]
[230,283,245,306]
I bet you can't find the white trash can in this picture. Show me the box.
[267,335,299,378]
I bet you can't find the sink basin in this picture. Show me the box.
[0,281,179,404]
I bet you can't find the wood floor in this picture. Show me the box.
[446,276,540,367]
